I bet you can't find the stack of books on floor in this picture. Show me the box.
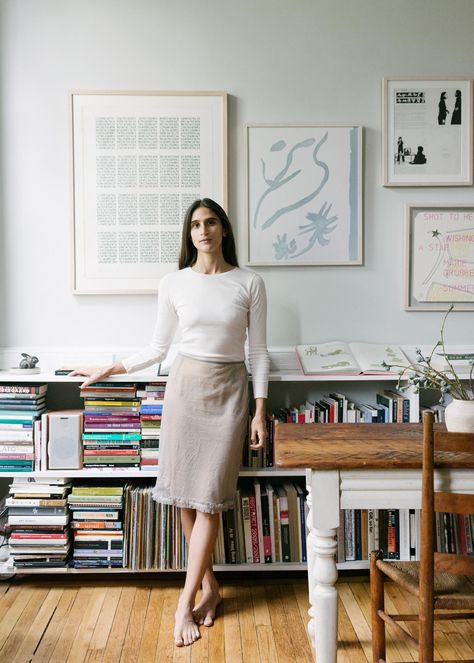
[6,477,72,568]
[68,483,125,568]
[80,383,141,469]
[137,382,165,471]
[123,481,187,569]
[0,384,47,472]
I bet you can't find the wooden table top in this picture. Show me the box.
[274,422,474,470]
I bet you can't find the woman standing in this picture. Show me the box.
[71,198,270,647]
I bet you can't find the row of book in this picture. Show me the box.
[337,508,473,563]
[124,478,307,569]
[0,384,47,473]
[5,477,307,568]
[278,389,412,425]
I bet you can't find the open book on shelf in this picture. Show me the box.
[295,342,410,376]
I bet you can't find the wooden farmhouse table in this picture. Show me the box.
[274,422,474,663]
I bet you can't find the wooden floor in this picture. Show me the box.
[0,574,473,662]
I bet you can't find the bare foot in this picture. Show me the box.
[192,587,222,626]
[174,601,201,646]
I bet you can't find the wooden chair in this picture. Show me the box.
[370,410,474,663]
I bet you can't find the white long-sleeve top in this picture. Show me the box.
[122,267,270,398]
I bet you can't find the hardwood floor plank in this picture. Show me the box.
[11,588,63,663]
[0,584,22,623]
[222,585,242,663]
[154,587,176,663]
[338,584,372,663]
[0,588,49,663]
[119,586,150,663]
[100,586,136,663]
[264,584,296,663]
[292,581,313,652]
[206,590,224,663]
[336,596,367,663]
[31,587,78,663]
[87,586,122,653]
[237,585,260,663]
[0,586,35,650]
[278,584,313,663]
[48,587,94,663]
[136,587,164,663]
[250,584,272,626]
[66,587,108,663]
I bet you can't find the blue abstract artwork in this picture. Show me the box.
[247,125,362,265]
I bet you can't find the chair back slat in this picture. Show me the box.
[435,492,474,515]
[434,551,474,575]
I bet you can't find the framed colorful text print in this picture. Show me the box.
[405,203,474,310]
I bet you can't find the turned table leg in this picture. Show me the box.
[306,470,340,663]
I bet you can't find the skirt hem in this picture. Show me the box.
[152,487,235,514]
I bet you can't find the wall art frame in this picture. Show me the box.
[71,90,227,294]
[405,203,474,310]
[383,77,473,187]
[246,124,363,266]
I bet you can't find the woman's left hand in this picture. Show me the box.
[250,413,267,450]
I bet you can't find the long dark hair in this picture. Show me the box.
[178,198,239,269]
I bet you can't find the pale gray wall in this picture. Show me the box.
[1,0,473,351]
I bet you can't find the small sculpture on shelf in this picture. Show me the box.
[10,352,41,374]
[19,353,39,369]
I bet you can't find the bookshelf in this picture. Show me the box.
[0,356,422,575]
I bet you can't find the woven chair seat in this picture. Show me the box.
[376,559,474,609]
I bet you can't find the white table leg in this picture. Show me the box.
[306,470,340,663]
[311,527,339,663]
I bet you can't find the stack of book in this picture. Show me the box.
[137,383,165,471]
[0,384,47,472]
[6,477,72,568]
[68,483,125,568]
[80,384,141,469]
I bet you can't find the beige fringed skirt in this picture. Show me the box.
[152,353,249,514]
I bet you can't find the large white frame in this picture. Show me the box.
[246,124,363,266]
[71,91,227,294]
[383,78,473,187]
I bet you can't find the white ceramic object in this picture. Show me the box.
[444,398,474,433]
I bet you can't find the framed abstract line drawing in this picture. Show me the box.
[405,203,474,310]
[71,91,227,294]
[246,124,363,266]
[383,78,473,186]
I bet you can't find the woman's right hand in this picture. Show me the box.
[68,362,125,389]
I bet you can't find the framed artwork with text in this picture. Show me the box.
[71,91,227,293]
[405,203,474,310]
[383,78,473,186]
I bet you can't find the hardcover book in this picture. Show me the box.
[296,342,410,375]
